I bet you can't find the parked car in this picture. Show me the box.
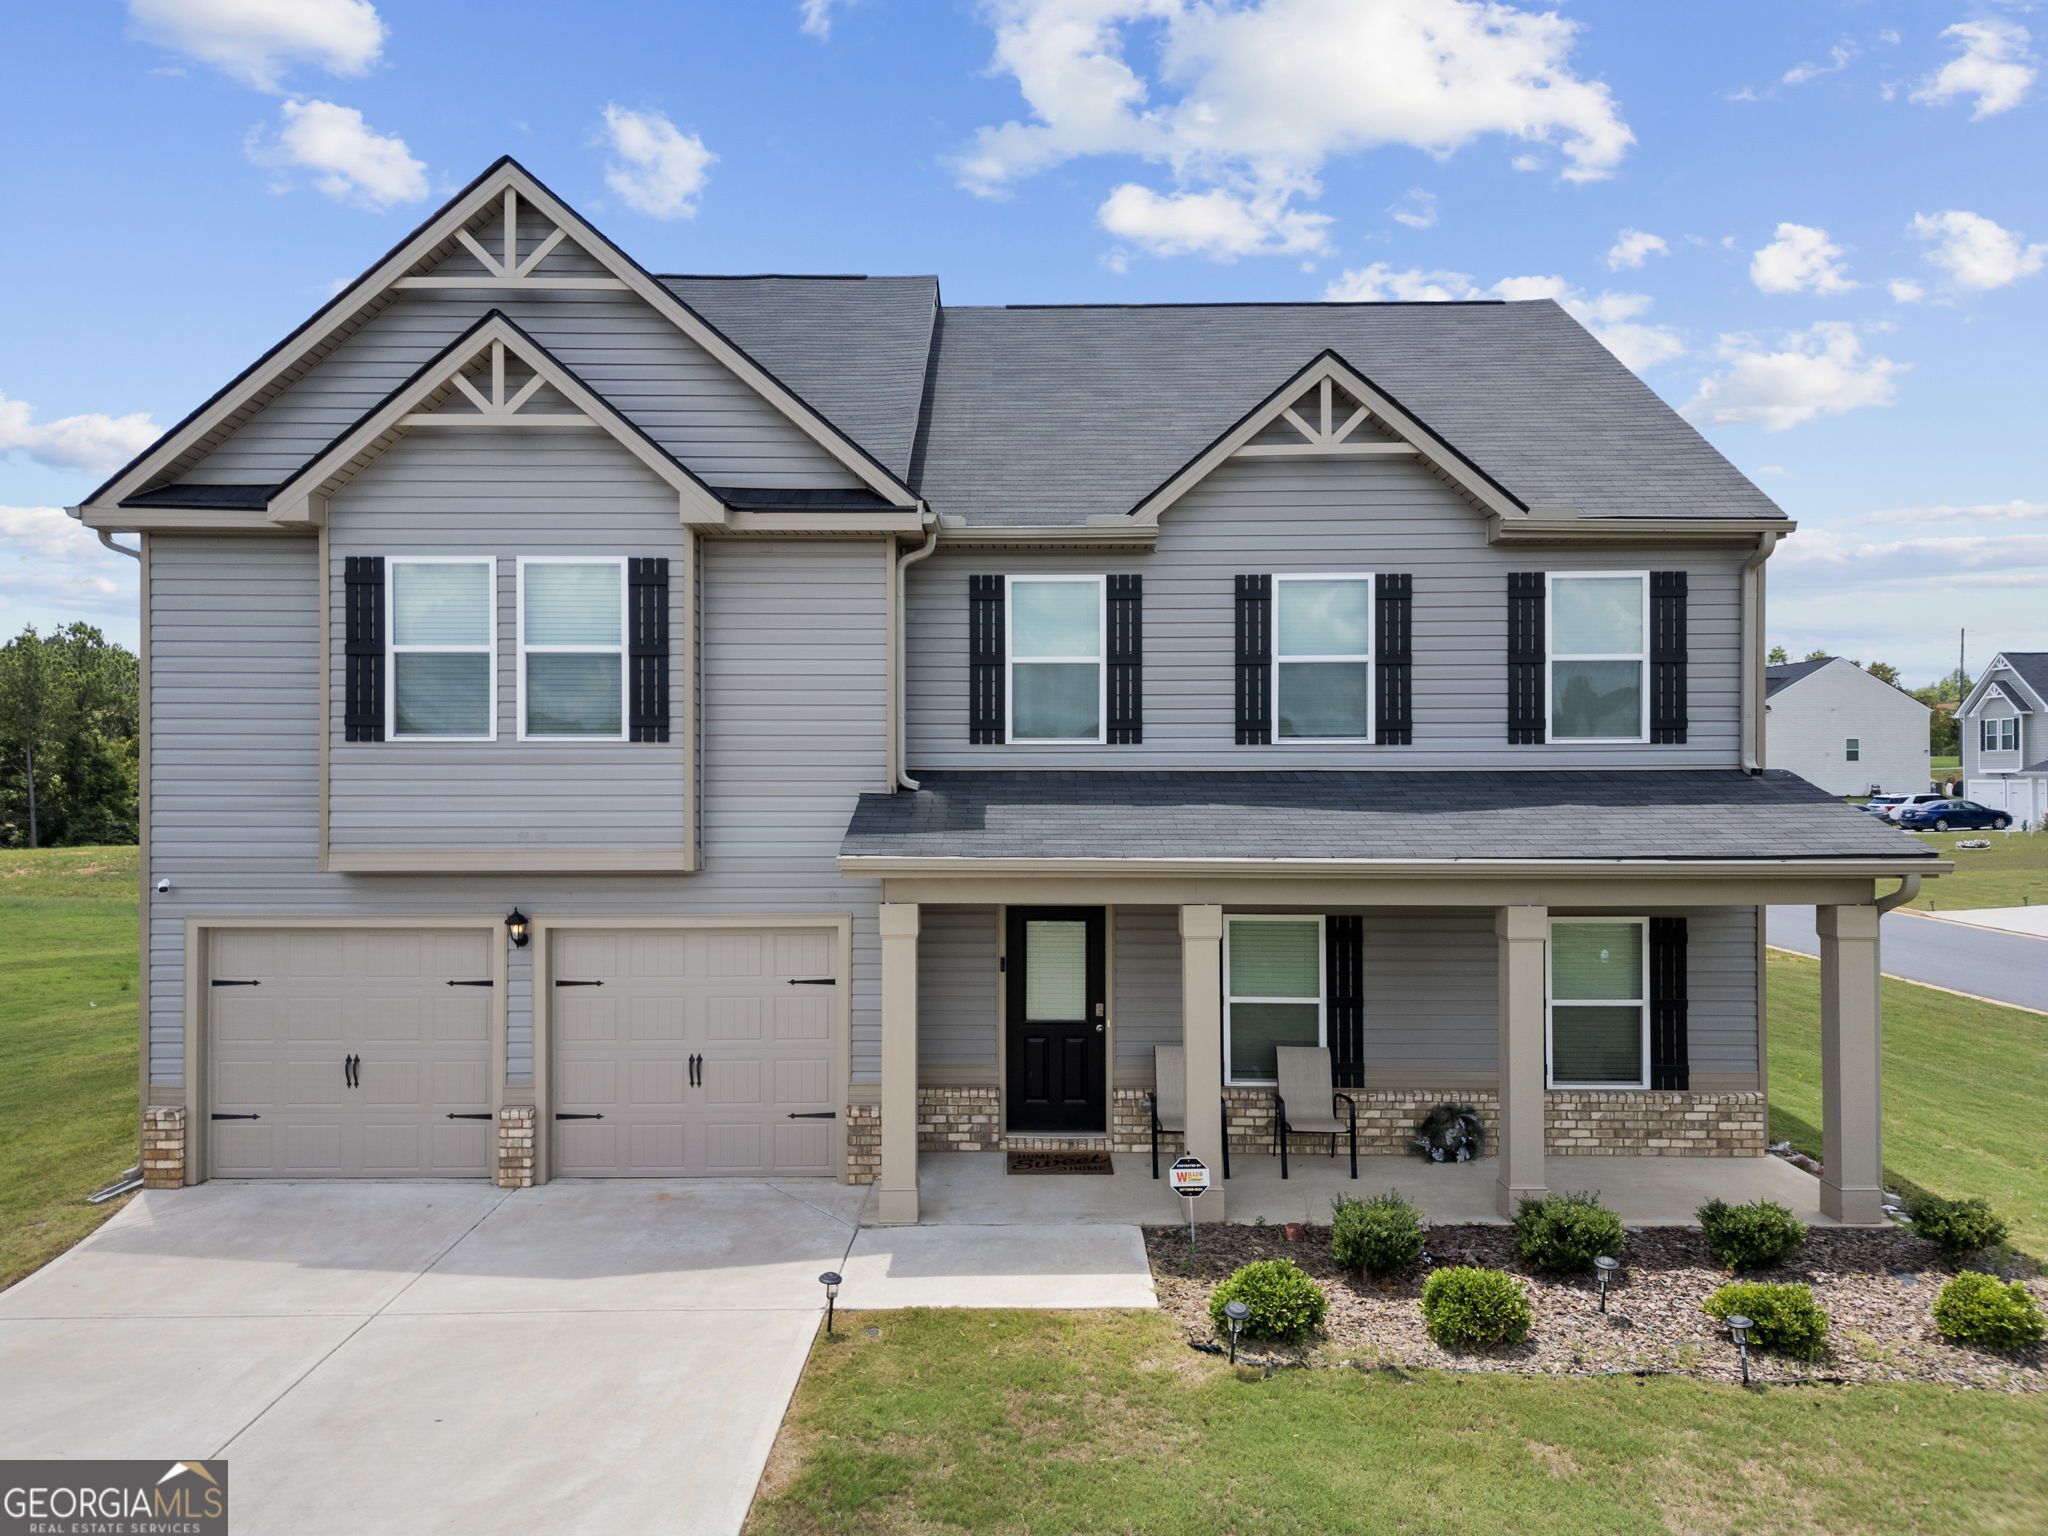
[1895,800,2012,832]
[1881,793,1949,822]
[1862,795,1908,818]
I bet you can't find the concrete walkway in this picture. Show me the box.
[1917,904,2048,940]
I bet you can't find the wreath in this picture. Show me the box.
[1411,1103,1485,1163]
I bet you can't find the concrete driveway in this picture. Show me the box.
[0,1179,869,1536]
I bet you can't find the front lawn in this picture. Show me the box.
[0,847,140,1288]
[1903,829,2048,912]
[1767,948,2048,1258]
[748,1309,2048,1535]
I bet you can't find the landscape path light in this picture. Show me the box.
[820,1271,842,1334]
[1725,1313,1754,1385]
[1223,1299,1249,1364]
[1594,1255,1620,1313]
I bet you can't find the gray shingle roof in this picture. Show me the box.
[1988,652,2048,710]
[841,769,1934,863]
[1764,658,1836,698]
[911,300,1788,526]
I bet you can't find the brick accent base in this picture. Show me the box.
[845,1103,881,1183]
[1226,1088,1502,1156]
[494,1106,536,1188]
[1546,1090,1766,1156]
[141,1105,186,1188]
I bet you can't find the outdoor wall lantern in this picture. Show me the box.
[1725,1313,1754,1385]
[1223,1299,1250,1364]
[505,909,530,948]
[1594,1255,1620,1313]
[820,1271,842,1334]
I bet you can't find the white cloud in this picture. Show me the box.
[126,0,384,92]
[1912,18,2036,118]
[798,0,850,39]
[1783,41,1857,86]
[1099,183,1330,259]
[0,393,160,476]
[600,106,716,220]
[247,99,427,210]
[1683,322,1905,433]
[1864,499,2048,526]
[1604,228,1667,270]
[1887,278,1927,303]
[1909,209,2048,291]
[1321,264,1683,372]
[955,0,1633,260]
[1749,222,1857,295]
[0,506,136,615]
[1388,189,1437,230]
[1774,527,2048,582]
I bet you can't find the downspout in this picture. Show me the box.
[1740,531,1782,774]
[1873,875,1921,914]
[893,512,940,791]
[97,529,141,561]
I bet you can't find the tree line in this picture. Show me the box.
[1768,646,1968,756]
[0,624,139,848]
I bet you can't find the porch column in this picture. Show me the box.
[877,902,921,1225]
[1495,905,1549,1218]
[1179,904,1227,1222]
[1817,903,1885,1223]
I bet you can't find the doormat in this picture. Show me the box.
[1006,1150,1115,1175]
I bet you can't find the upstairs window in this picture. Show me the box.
[389,558,495,740]
[1274,575,1372,740]
[519,559,626,739]
[1982,717,2018,752]
[1008,575,1103,743]
[1547,919,1648,1089]
[1548,573,1647,742]
[1845,737,1861,761]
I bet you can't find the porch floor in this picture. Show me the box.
[885,1151,1854,1228]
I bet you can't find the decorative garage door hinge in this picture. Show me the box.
[554,1112,604,1120]
[787,1111,838,1120]
[554,979,603,987]
[446,979,494,987]
[445,1113,493,1119]
[210,979,260,986]
[210,1113,260,1120]
[787,977,837,986]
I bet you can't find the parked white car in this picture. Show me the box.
[1881,793,1948,822]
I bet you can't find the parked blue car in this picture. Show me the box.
[1895,799,2012,832]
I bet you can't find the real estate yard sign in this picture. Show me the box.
[1171,1154,1209,1249]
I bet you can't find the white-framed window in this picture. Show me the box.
[517,557,627,740]
[1274,574,1373,742]
[1223,914,1325,1085]
[1007,574,1105,743]
[387,557,496,741]
[1845,737,1861,762]
[1546,918,1649,1089]
[1547,572,1648,743]
[1982,717,2018,753]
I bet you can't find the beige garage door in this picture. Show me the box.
[550,927,839,1178]
[208,928,494,1178]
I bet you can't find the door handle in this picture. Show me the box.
[344,1054,359,1089]
[1094,1023,1105,1033]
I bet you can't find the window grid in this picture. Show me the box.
[1545,917,1650,1090]
[385,556,496,742]
[1845,738,1860,762]
[1005,574,1107,745]
[516,557,628,742]
[1222,913,1327,1087]
[1272,572,1374,744]
[1983,717,2018,753]
[1545,571,1650,744]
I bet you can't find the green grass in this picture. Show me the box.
[1905,829,2048,913]
[0,846,140,1288]
[748,1309,2048,1535]
[1932,755,1961,773]
[1767,948,2048,1257]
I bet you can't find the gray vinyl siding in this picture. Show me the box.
[907,455,1745,770]
[183,209,862,491]
[1359,911,1499,1073]
[326,428,688,854]
[1683,906,1759,1076]
[1113,907,1182,1069]
[918,906,998,1069]
[145,531,889,1089]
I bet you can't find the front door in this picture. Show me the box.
[1005,907,1107,1134]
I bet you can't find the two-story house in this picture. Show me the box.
[1762,656,1931,798]
[73,159,1938,1227]
[1959,653,2048,829]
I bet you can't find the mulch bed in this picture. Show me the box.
[1143,1221,2048,1392]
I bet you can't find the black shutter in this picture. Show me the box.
[1507,572,1546,744]
[1650,570,1688,745]
[1234,574,1271,745]
[1649,916,1689,1091]
[343,555,385,743]
[1107,574,1143,744]
[1327,914,1365,1089]
[628,557,670,742]
[1374,573,1413,746]
[969,574,1004,744]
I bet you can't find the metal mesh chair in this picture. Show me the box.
[1274,1046,1358,1180]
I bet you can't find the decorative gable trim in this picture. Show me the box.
[75,156,914,524]
[1961,659,2047,718]
[267,311,728,527]
[1126,349,1528,528]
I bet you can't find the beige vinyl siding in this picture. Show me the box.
[906,454,1746,769]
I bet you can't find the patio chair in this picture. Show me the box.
[1274,1046,1358,1180]
[1148,1046,1231,1181]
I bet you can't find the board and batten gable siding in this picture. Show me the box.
[181,213,862,491]
[143,530,890,1089]
[906,455,1745,768]
[326,427,689,854]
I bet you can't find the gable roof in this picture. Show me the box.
[1963,652,2048,715]
[1764,658,1837,698]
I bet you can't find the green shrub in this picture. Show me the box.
[1697,1198,1809,1271]
[1208,1259,1328,1344]
[1703,1282,1830,1359]
[1932,1272,2047,1351]
[1907,1195,2010,1261]
[1330,1191,1426,1277]
[1513,1190,1625,1273]
[1419,1266,1532,1349]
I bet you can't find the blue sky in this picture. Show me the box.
[4,0,2044,683]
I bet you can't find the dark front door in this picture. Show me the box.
[1005,907,1107,1134]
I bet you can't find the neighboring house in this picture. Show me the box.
[73,159,1936,1227]
[1763,657,1931,797]
[1958,652,2048,829]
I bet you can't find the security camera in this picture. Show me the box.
[155,878,171,895]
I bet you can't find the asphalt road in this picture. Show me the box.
[1765,906,2048,1013]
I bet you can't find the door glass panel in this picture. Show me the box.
[1228,1002,1321,1081]
[1551,575,1643,653]
[1552,659,1641,739]
[1551,922,1642,1000]
[1228,919,1320,997]
[1551,1005,1644,1084]
[1024,921,1087,1018]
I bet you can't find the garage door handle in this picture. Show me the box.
[211,1113,260,1120]
[787,1112,838,1120]
[554,1113,604,1120]
[345,1054,359,1089]
[788,978,836,986]
[446,1113,493,1120]
[688,1053,701,1087]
